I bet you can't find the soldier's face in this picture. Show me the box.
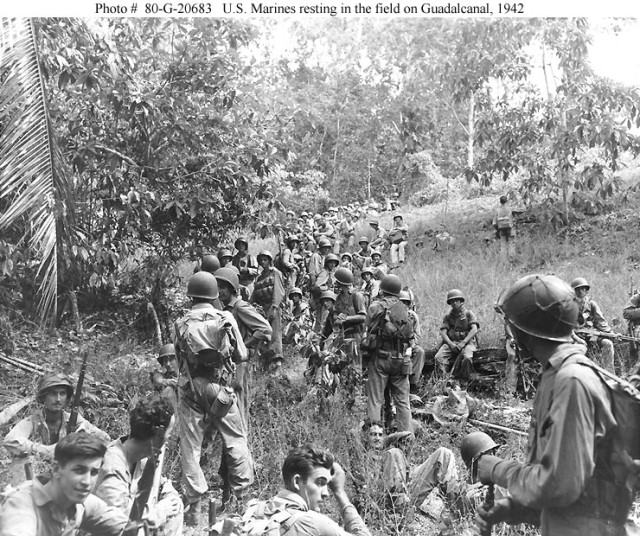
[43,387,69,413]
[297,466,331,512]
[218,284,235,303]
[575,287,589,299]
[367,426,384,450]
[53,457,102,506]
[449,298,464,311]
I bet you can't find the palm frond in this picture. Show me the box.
[0,18,64,322]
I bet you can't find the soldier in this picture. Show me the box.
[215,268,272,423]
[360,267,380,309]
[369,250,388,281]
[174,271,253,525]
[251,250,286,372]
[476,274,637,536]
[284,287,311,346]
[570,277,617,372]
[232,237,259,294]
[322,268,367,369]
[369,221,387,251]
[282,235,301,291]
[340,252,354,273]
[353,236,372,271]
[150,343,179,410]
[93,396,183,536]
[399,291,425,395]
[314,217,337,248]
[434,289,479,380]
[194,253,220,275]
[314,254,340,299]
[217,248,234,268]
[3,374,109,486]
[623,291,640,361]
[388,215,409,266]
[492,195,515,260]
[364,275,413,433]
[242,445,371,536]
[0,432,128,536]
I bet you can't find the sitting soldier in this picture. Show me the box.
[434,289,479,380]
[571,277,617,372]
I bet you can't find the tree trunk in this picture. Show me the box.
[467,90,475,169]
[332,118,340,190]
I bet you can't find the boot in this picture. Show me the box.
[184,499,201,527]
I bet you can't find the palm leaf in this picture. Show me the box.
[0,18,67,322]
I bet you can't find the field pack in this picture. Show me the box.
[174,309,234,369]
[210,499,304,536]
[564,356,640,492]
[379,297,413,342]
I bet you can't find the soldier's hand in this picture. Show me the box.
[329,462,347,493]
[476,497,513,531]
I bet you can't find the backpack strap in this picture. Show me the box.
[279,509,306,535]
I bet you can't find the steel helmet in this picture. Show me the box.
[570,277,590,291]
[334,267,354,286]
[286,210,295,217]
[393,214,403,220]
[358,236,370,245]
[341,252,353,261]
[324,254,340,268]
[257,250,274,263]
[289,287,303,298]
[313,214,321,221]
[158,343,175,359]
[200,254,221,274]
[286,235,300,246]
[370,249,382,259]
[460,431,499,469]
[369,220,379,226]
[497,274,579,342]
[37,374,74,403]
[301,211,309,218]
[217,248,233,260]
[187,271,219,300]
[320,290,337,302]
[234,237,248,249]
[329,206,338,213]
[361,267,374,277]
[215,267,240,291]
[317,237,332,249]
[399,290,411,304]
[380,275,402,297]
[446,289,465,304]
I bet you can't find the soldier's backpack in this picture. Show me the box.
[210,499,304,536]
[379,297,413,342]
[174,309,235,370]
[273,252,290,274]
[563,355,640,493]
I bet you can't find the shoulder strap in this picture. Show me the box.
[279,509,306,535]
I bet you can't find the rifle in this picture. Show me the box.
[67,350,89,434]
[575,327,640,344]
[480,483,495,536]
[124,415,175,536]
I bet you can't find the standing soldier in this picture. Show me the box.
[150,343,179,410]
[215,268,272,425]
[232,237,259,296]
[360,267,380,309]
[399,291,425,395]
[492,195,515,260]
[313,254,340,299]
[282,235,301,292]
[174,271,253,525]
[476,274,637,536]
[364,275,413,433]
[3,374,109,486]
[434,289,479,380]
[388,214,409,266]
[322,268,367,369]
[251,250,286,372]
[623,290,640,362]
[571,277,617,372]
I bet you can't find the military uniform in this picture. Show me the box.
[251,265,285,366]
[434,307,479,379]
[576,296,615,372]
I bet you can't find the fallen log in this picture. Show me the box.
[0,353,45,375]
[468,418,528,438]
[0,352,46,372]
[0,396,34,427]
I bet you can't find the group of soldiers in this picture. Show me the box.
[3,202,640,536]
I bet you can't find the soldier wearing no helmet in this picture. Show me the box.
[434,289,479,380]
[368,221,387,251]
[388,214,408,265]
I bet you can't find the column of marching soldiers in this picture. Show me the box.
[3,203,640,536]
